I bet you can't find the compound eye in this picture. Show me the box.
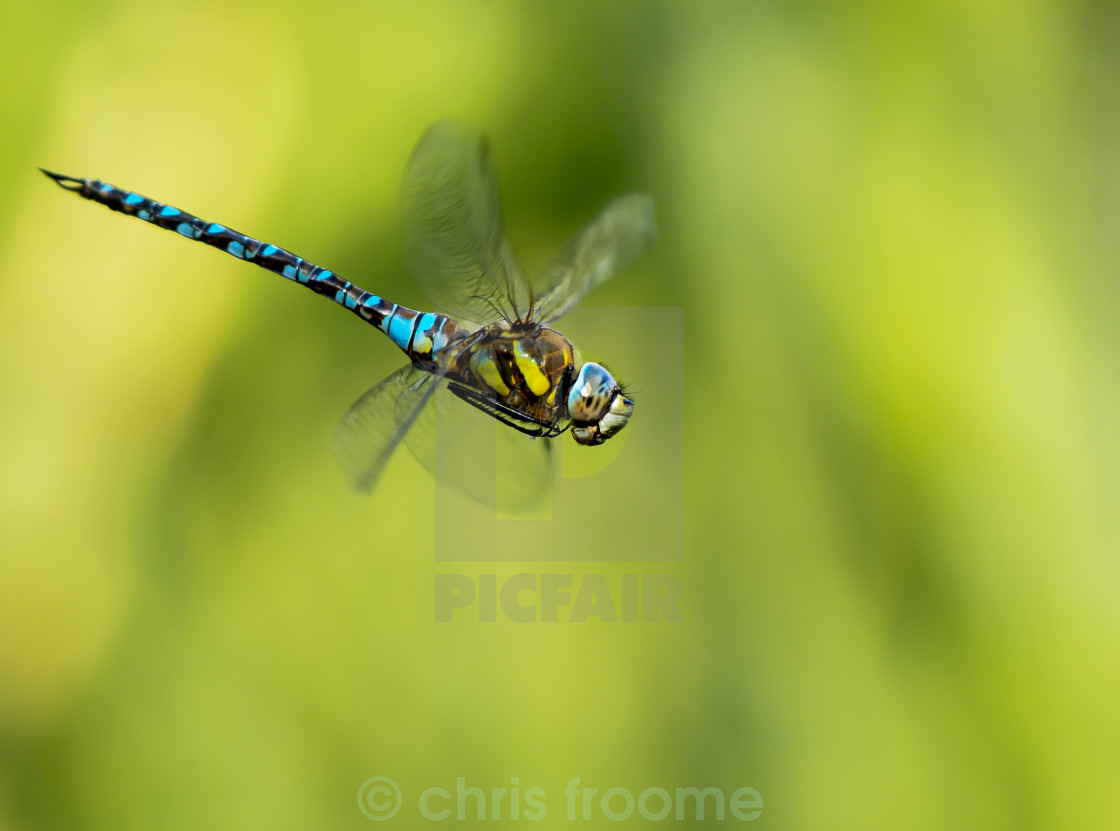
[567,362,617,421]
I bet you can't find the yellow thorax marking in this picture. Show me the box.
[514,341,551,397]
[470,348,511,396]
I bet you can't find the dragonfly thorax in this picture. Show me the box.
[444,323,632,445]
[446,323,576,436]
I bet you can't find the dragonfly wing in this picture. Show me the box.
[334,362,554,510]
[403,120,530,326]
[402,380,555,512]
[333,364,441,493]
[534,193,657,324]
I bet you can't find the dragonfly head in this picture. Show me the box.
[567,362,633,446]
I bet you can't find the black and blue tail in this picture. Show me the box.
[41,170,457,362]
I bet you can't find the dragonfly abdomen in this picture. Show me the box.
[375,304,459,362]
[41,170,457,363]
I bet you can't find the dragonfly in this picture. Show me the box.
[42,121,656,502]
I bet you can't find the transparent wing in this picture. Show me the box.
[333,362,554,510]
[533,193,657,323]
[332,364,442,493]
[403,380,555,512]
[403,120,530,327]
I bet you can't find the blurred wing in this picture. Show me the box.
[533,193,657,323]
[333,361,554,510]
[403,380,555,512]
[333,364,441,493]
[403,120,530,326]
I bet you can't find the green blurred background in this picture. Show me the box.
[2,0,1118,828]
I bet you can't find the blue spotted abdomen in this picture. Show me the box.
[48,173,460,364]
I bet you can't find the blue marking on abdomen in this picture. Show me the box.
[358,295,382,320]
[314,269,332,282]
[125,193,144,205]
[208,223,226,234]
[262,244,278,257]
[159,205,180,218]
[227,240,245,258]
[334,281,356,307]
[431,318,450,354]
[387,311,415,350]
[176,222,194,238]
[409,313,439,355]
[138,210,150,220]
